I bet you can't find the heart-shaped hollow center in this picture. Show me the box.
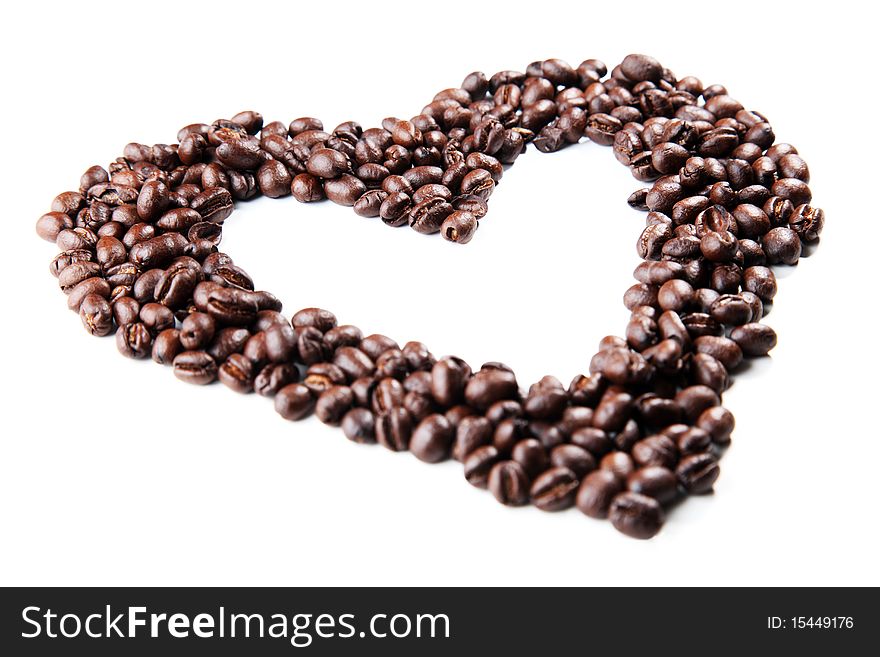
[220,141,639,387]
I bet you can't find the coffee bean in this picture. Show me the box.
[452,416,493,462]
[763,227,802,265]
[409,197,453,234]
[79,294,113,337]
[315,385,354,425]
[465,367,518,410]
[488,461,530,506]
[609,492,664,539]
[116,322,152,359]
[219,353,256,393]
[730,322,777,357]
[291,173,325,202]
[409,414,454,463]
[463,445,501,487]
[550,444,596,478]
[440,211,478,244]
[576,469,625,518]
[632,434,678,469]
[530,466,579,511]
[376,407,413,452]
[627,466,677,505]
[676,452,720,493]
[254,363,300,397]
[275,383,315,420]
[173,350,218,385]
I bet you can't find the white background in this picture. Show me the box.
[1,0,877,587]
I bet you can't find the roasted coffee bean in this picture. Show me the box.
[116,322,152,358]
[730,322,777,357]
[789,204,824,242]
[493,417,529,454]
[193,282,258,326]
[465,367,518,410]
[152,328,183,365]
[139,302,175,334]
[600,451,636,480]
[696,406,735,445]
[173,350,217,385]
[523,386,568,420]
[79,294,113,336]
[180,312,216,350]
[742,266,777,302]
[257,160,292,198]
[315,385,354,425]
[627,466,677,505]
[550,445,596,478]
[709,294,752,326]
[488,461,530,506]
[409,414,455,463]
[360,334,399,360]
[409,197,453,234]
[676,452,720,493]
[763,227,802,265]
[342,408,376,444]
[191,187,234,223]
[306,148,351,179]
[275,383,315,420]
[576,470,625,519]
[632,434,678,469]
[694,335,743,370]
[219,353,256,393]
[452,416,493,462]
[207,326,250,362]
[608,492,664,539]
[291,173,325,202]
[511,438,549,478]
[254,363,299,397]
[531,466,579,511]
[376,407,413,451]
[462,445,500,488]
[112,297,140,327]
[324,174,366,206]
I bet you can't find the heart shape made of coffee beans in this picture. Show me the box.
[37,54,823,539]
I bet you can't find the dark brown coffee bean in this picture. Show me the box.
[461,445,499,488]
[576,469,625,519]
[452,416,493,462]
[632,434,678,469]
[173,350,218,385]
[550,444,596,478]
[116,322,152,358]
[676,452,720,493]
[608,492,664,539]
[275,383,315,420]
[730,322,777,357]
[315,385,354,425]
[440,210,478,244]
[530,466,579,511]
[219,353,256,393]
[763,227,802,265]
[488,461,530,506]
[79,294,113,337]
[376,407,413,452]
[254,363,299,397]
[627,466,677,505]
[465,367,518,410]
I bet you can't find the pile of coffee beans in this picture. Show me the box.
[36,54,823,538]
